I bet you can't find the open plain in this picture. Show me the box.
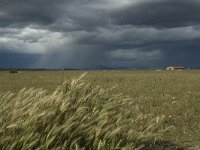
[0,70,200,149]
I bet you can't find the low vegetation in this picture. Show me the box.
[0,73,172,149]
[1,70,200,149]
[9,70,18,74]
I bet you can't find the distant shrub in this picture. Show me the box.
[0,73,171,149]
[9,70,18,74]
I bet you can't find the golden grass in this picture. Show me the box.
[0,73,170,149]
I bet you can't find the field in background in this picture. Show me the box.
[0,70,200,149]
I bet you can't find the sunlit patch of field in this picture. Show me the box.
[0,70,200,149]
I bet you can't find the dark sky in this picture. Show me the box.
[0,0,200,68]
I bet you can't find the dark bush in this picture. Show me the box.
[9,70,18,74]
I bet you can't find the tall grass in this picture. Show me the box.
[0,74,170,149]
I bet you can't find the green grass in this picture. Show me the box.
[0,70,200,149]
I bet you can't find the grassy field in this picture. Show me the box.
[0,70,200,149]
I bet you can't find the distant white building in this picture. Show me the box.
[166,66,185,70]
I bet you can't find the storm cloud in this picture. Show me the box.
[0,0,200,68]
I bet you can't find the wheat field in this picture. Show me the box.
[0,70,200,149]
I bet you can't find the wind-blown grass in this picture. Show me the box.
[0,74,171,149]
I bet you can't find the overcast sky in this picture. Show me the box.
[1,0,200,68]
